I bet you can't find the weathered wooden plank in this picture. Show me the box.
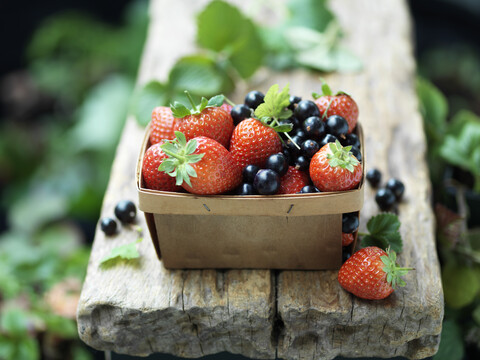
[275,1,443,359]
[77,0,443,359]
[77,0,275,358]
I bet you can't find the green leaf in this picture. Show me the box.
[100,239,142,265]
[131,80,168,126]
[433,320,464,360]
[473,304,480,326]
[16,337,40,360]
[168,55,227,97]
[287,0,334,32]
[1,308,29,337]
[207,95,225,107]
[170,102,191,118]
[416,77,448,146]
[254,84,291,120]
[69,75,133,151]
[442,262,480,308]
[361,213,403,253]
[197,0,263,78]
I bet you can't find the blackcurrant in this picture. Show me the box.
[366,168,382,187]
[350,146,362,162]
[293,100,320,121]
[236,183,256,195]
[375,188,396,211]
[294,155,310,171]
[231,104,252,125]
[342,250,351,263]
[326,115,349,138]
[242,164,260,183]
[265,153,288,177]
[288,116,301,129]
[100,217,117,236]
[341,133,360,148]
[293,128,307,140]
[301,139,320,158]
[286,136,303,156]
[253,169,280,195]
[282,147,292,164]
[244,90,264,109]
[300,185,320,193]
[319,134,338,148]
[302,116,325,139]
[386,178,405,200]
[114,200,137,223]
[342,213,359,233]
[288,95,302,110]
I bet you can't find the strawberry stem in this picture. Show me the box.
[185,91,197,109]
[223,95,236,107]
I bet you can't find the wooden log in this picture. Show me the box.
[77,0,443,359]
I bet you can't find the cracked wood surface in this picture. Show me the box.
[77,0,444,359]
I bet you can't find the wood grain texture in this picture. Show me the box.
[77,0,444,359]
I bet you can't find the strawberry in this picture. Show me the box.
[159,132,241,195]
[230,84,298,169]
[338,247,412,300]
[309,140,362,192]
[277,166,310,194]
[171,93,234,148]
[229,118,283,168]
[342,232,354,247]
[313,82,359,133]
[142,142,183,192]
[149,106,176,144]
[220,102,233,114]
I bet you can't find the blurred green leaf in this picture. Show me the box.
[287,0,334,32]
[433,320,464,360]
[169,55,227,96]
[16,337,40,360]
[442,262,480,308]
[100,238,142,266]
[69,75,133,152]
[40,314,77,338]
[132,81,168,126]
[416,77,448,146]
[197,0,263,78]
[1,308,30,337]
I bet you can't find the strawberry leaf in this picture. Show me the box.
[254,83,291,121]
[360,213,403,253]
[207,95,225,107]
[170,102,191,118]
[100,238,142,266]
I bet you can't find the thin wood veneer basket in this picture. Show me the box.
[136,125,365,270]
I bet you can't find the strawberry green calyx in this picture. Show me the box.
[159,131,204,187]
[327,140,360,172]
[170,91,225,118]
[380,248,413,289]
[312,79,351,99]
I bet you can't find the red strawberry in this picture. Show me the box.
[342,233,354,247]
[142,142,182,192]
[277,166,310,194]
[171,93,233,148]
[309,140,362,192]
[229,118,283,169]
[313,83,359,133]
[220,103,233,114]
[149,106,176,144]
[159,132,241,195]
[338,246,411,300]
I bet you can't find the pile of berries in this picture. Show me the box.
[366,168,405,211]
[141,83,363,197]
[100,200,137,236]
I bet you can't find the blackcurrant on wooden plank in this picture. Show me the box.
[77,0,443,359]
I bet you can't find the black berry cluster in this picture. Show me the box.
[280,96,361,172]
[230,90,264,125]
[366,168,405,211]
[236,153,288,195]
[100,200,137,236]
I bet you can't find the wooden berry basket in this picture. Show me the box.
[136,125,365,270]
